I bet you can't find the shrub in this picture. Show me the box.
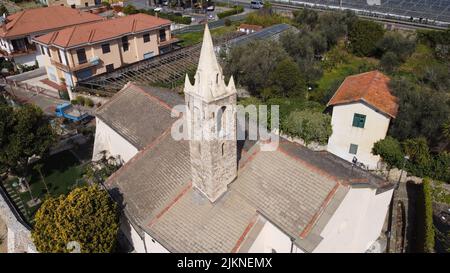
[71,99,79,105]
[224,18,232,27]
[284,110,332,145]
[217,6,244,19]
[372,136,405,170]
[84,98,94,107]
[75,95,86,106]
[32,185,119,253]
[417,178,435,253]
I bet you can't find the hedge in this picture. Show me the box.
[217,6,244,19]
[417,178,435,253]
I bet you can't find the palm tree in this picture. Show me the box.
[33,163,49,195]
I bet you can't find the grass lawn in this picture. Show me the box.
[3,150,86,223]
[16,0,44,9]
[175,25,238,47]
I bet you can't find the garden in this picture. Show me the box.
[2,150,87,224]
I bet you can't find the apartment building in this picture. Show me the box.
[33,13,177,87]
[0,6,103,66]
[39,0,101,9]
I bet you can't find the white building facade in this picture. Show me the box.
[326,71,398,170]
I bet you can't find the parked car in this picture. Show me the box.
[206,4,215,11]
[250,0,264,9]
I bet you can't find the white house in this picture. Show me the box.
[326,71,399,170]
[93,26,394,253]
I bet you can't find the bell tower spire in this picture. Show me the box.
[184,24,237,202]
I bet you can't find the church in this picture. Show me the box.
[92,25,394,253]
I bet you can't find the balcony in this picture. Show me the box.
[0,44,37,58]
[51,56,100,72]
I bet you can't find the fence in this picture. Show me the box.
[5,79,62,100]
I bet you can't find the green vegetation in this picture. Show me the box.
[0,103,55,178]
[244,12,291,27]
[3,151,86,221]
[372,136,405,170]
[431,180,450,205]
[72,95,94,108]
[217,5,244,19]
[416,178,435,253]
[32,185,119,253]
[284,110,332,145]
[176,25,237,47]
[348,19,385,56]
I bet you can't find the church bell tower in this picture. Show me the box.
[184,24,237,202]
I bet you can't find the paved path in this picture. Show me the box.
[5,84,65,115]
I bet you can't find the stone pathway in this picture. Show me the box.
[3,183,28,219]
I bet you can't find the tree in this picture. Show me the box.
[0,105,55,177]
[284,110,332,145]
[224,40,287,95]
[32,185,119,253]
[268,58,305,98]
[293,8,319,29]
[122,4,138,14]
[33,163,49,194]
[0,4,8,16]
[388,76,450,142]
[403,137,432,177]
[376,32,416,60]
[372,136,405,170]
[380,51,401,73]
[348,19,384,56]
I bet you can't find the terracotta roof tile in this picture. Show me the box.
[0,6,103,38]
[239,24,263,31]
[327,70,399,118]
[34,13,171,48]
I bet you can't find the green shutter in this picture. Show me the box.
[352,113,366,128]
[349,144,358,155]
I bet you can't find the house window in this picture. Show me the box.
[122,36,129,52]
[85,2,88,6]
[143,33,150,43]
[105,64,114,73]
[349,144,358,155]
[159,29,166,42]
[76,48,87,64]
[71,4,75,8]
[217,106,226,135]
[57,49,62,63]
[352,113,366,128]
[101,43,111,54]
[47,47,51,58]
[40,45,44,55]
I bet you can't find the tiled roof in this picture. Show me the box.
[327,70,399,118]
[95,83,183,150]
[0,6,103,38]
[34,13,171,48]
[101,83,392,253]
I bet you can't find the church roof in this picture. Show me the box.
[95,83,183,150]
[100,84,392,253]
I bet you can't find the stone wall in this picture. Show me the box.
[0,190,36,253]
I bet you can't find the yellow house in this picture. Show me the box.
[40,0,100,8]
[33,13,177,87]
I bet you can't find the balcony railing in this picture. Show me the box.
[51,56,100,72]
[0,45,36,58]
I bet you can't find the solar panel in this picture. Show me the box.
[286,0,450,23]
